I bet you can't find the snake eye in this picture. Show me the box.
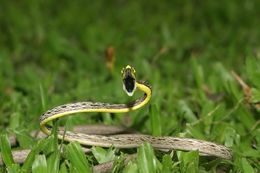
[121,68,125,76]
[131,67,136,74]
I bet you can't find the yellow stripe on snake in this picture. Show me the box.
[39,65,232,160]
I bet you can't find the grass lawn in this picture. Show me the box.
[0,0,260,172]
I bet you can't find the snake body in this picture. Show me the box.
[39,65,232,160]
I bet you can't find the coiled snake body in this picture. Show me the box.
[39,65,232,160]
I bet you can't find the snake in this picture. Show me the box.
[39,65,232,160]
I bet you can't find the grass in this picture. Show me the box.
[0,0,260,172]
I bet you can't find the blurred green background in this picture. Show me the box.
[0,0,260,172]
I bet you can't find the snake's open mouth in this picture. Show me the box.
[123,75,136,96]
[122,65,137,96]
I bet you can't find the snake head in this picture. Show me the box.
[121,65,137,96]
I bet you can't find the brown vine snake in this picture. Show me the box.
[0,65,232,167]
[39,65,232,160]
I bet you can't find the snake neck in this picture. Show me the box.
[130,80,152,110]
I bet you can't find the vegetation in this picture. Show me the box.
[0,0,259,172]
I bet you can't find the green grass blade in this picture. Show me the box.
[0,134,14,167]
[21,138,50,173]
[251,88,260,104]
[45,122,60,173]
[178,100,198,123]
[137,143,157,173]
[39,83,46,111]
[32,155,47,173]
[59,162,68,173]
[241,158,254,173]
[123,161,138,173]
[161,154,172,173]
[51,120,59,150]
[91,146,116,164]
[191,58,206,100]
[9,112,20,130]
[245,56,260,88]
[186,123,205,139]
[13,129,35,148]
[149,104,161,136]
[7,164,20,173]
[178,151,199,173]
[66,142,91,173]
[47,151,60,173]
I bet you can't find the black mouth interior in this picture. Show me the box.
[123,75,135,93]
